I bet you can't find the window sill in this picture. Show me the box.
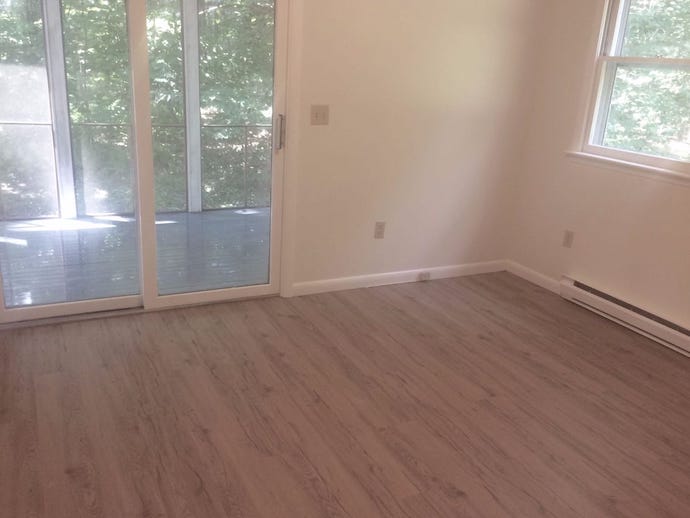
[566,151,690,188]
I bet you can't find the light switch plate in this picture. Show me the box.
[311,105,330,126]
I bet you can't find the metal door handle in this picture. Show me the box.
[276,114,286,150]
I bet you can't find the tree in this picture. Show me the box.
[603,0,690,161]
[1,0,275,218]
[148,0,275,212]
[0,0,58,218]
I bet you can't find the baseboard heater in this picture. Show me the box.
[560,277,690,358]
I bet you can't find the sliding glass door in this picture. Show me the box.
[148,0,276,296]
[0,0,285,323]
[0,0,140,313]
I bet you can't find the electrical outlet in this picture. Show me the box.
[310,105,330,126]
[374,221,386,239]
[563,230,575,249]
[418,271,431,282]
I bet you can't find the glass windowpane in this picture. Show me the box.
[149,0,275,295]
[0,124,59,218]
[71,124,133,215]
[153,126,187,212]
[0,0,51,122]
[147,0,187,211]
[198,0,275,126]
[62,0,134,215]
[147,0,185,125]
[622,0,690,58]
[201,126,246,209]
[602,65,690,161]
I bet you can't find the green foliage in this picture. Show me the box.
[200,125,271,209]
[0,0,55,218]
[147,0,187,212]
[62,0,134,214]
[70,125,133,214]
[604,66,690,160]
[148,0,275,212]
[623,0,690,58]
[604,0,690,160]
[62,0,131,125]
[198,0,274,126]
[0,0,44,65]
[1,0,274,218]
[0,125,58,218]
[148,0,185,125]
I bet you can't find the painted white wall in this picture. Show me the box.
[507,0,690,328]
[282,0,689,329]
[282,0,539,288]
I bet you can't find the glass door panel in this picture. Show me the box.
[0,0,283,320]
[0,0,58,220]
[0,0,140,310]
[148,0,275,296]
[62,0,134,215]
[147,0,188,213]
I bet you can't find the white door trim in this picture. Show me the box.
[142,0,288,311]
[278,0,303,298]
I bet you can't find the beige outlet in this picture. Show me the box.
[374,221,386,239]
[563,230,575,248]
[311,105,330,126]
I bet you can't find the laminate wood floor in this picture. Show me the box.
[1,272,689,517]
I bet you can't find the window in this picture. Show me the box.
[0,0,135,219]
[146,0,274,214]
[586,0,690,171]
[0,0,59,218]
[1,0,274,219]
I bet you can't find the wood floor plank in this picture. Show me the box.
[1,272,689,517]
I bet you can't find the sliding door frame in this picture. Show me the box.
[43,0,77,219]
[138,0,287,310]
[0,0,288,324]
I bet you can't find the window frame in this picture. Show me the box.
[580,0,690,178]
[43,0,77,218]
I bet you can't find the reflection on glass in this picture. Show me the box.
[603,65,690,161]
[71,124,133,215]
[0,0,50,122]
[0,125,59,219]
[62,0,134,216]
[0,217,140,307]
[156,209,271,295]
[0,63,52,123]
[0,0,57,220]
[0,0,141,309]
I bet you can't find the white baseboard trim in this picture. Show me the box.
[505,260,560,294]
[287,259,561,298]
[289,260,508,297]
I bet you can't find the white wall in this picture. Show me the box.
[282,0,689,329]
[508,0,690,328]
[282,0,539,288]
